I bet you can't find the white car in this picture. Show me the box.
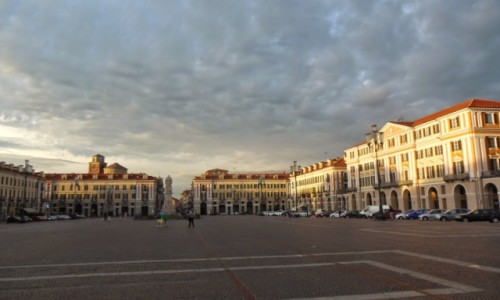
[299,211,311,217]
[329,210,346,218]
[418,209,446,221]
[395,210,415,220]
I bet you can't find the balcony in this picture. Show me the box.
[379,180,413,189]
[443,173,470,182]
[344,187,358,193]
[482,170,500,178]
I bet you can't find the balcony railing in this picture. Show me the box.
[443,173,470,182]
[482,170,500,178]
[379,180,413,188]
[344,187,358,193]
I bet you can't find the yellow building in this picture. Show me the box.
[289,158,347,213]
[0,160,44,220]
[44,154,163,218]
[344,99,500,211]
[192,169,289,215]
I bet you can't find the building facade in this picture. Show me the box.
[289,158,347,213]
[0,160,44,220]
[192,169,289,215]
[344,99,500,212]
[44,154,163,217]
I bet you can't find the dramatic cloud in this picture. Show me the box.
[1,0,499,196]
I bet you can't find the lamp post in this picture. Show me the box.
[258,176,265,213]
[21,160,32,215]
[290,161,300,212]
[366,124,385,220]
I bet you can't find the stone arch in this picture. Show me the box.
[200,202,207,215]
[453,184,467,209]
[390,190,398,209]
[403,189,412,210]
[366,193,373,206]
[484,183,499,210]
[380,191,387,205]
[351,194,357,210]
[428,187,439,209]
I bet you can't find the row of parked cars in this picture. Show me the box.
[5,213,86,223]
[394,208,500,222]
[258,208,500,223]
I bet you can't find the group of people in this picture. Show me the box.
[156,210,196,228]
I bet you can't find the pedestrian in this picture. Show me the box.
[157,211,163,227]
[187,210,195,228]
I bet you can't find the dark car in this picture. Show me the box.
[6,215,25,223]
[455,209,500,222]
[342,210,361,218]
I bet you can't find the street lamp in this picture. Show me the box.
[21,160,33,215]
[258,176,265,213]
[366,124,385,220]
[290,161,300,211]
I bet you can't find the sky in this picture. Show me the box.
[1,0,499,198]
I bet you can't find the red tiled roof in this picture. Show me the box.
[412,98,500,126]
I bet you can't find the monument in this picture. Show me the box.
[162,175,175,214]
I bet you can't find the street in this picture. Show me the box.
[1,215,499,299]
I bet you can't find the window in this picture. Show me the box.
[425,147,434,157]
[453,161,465,174]
[400,134,408,144]
[401,153,409,162]
[450,117,460,129]
[433,124,440,134]
[426,166,435,178]
[484,113,498,124]
[437,165,444,177]
[451,140,462,151]
[435,145,443,155]
[388,138,395,147]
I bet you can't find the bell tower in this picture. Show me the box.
[89,154,107,174]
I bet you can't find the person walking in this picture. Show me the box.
[187,210,195,228]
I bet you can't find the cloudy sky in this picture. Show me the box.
[1,0,499,197]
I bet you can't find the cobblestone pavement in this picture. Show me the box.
[1,215,499,299]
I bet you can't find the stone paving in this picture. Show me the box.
[1,215,499,299]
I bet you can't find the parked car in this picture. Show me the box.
[299,211,311,217]
[31,215,48,221]
[21,215,33,222]
[385,209,402,219]
[455,209,500,222]
[71,213,86,219]
[434,209,470,221]
[329,210,346,218]
[314,209,328,217]
[400,209,429,220]
[47,215,59,221]
[395,210,415,220]
[341,210,361,218]
[6,215,25,223]
[418,209,446,221]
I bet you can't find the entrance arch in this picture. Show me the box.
[366,193,373,206]
[428,187,439,209]
[246,201,253,214]
[380,191,387,205]
[390,190,398,208]
[453,185,467,209]
[75,204,82,214]
[403,189,412,210]
[484,183,499,210]
[351,194,357,210]
[200,202,207,215]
